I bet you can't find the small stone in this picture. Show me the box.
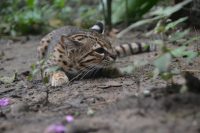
[143,90,151,96]
[87,108,95,116]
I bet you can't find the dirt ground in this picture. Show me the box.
[0,31,200,133]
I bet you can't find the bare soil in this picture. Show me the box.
[0,32,200,133]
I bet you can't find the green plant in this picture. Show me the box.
[117,0,192,38]
[151,17,199,89]
[117,0,199,91]
[0,0,104,36]
[112,0,160,24]
[0,0,72,36]
[28,58,61,104]
[28,58,61,84]
[100,0,160,29]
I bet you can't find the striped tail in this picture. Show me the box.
[114,42,156,58]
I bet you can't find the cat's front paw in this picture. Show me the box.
[51,71,69,87]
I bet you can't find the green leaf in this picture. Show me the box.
[183,51,198,60]
[154,20,166,33]
[31,64,36,70]
[150,0,192,17]
[26,0,38,9]
[27,74,33,81]
[32,68,39,76]
[29,63,40,81]
[183,36,200,46]
[169,29,189,42]
[117,16,161,38]
[154,53,172,72]
[161,72,173,81]
[170,46,186,57]
[45,66,60,74]
[38,59,45,65]
[53,0,66,8]
[117,0,192,38]
[112,0,160,24]
[170,46,198,60]
[43,76,49,84]
[165,17,188,31]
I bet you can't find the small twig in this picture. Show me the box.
[106,0,112,30]
[125,0,128,26]
[181,69,200,72]
[45,85,50,105]
[100,0,106,24]
[40,69,44,80]
[116,16,161,38]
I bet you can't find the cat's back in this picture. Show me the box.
[38,26,85,59]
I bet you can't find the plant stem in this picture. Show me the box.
[45,86,49,105]
[0,107,2,115]
[40,69,44,80]
[182,69,200,72]
[100,0,106,24]
[106,0,112,30]
[0,107,6,118]
[125,0,128,26]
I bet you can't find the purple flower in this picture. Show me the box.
[0,98,9,107]
[65,115,74,123]
[45,124,66,133]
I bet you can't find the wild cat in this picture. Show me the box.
[37,22,155,86]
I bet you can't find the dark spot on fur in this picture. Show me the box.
[44,45,48,50]
[60,43,65,49]
[80,64,85,68]
[57,48,65,54]
[59,55,63,58]
[42,52,45,56]
[47,40,50,43]
[71,49,75,53]
[63,61,67,65]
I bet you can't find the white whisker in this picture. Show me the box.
[79,66,96,80]
[67,65,95,84]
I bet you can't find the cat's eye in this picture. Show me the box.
[95,48,106,54]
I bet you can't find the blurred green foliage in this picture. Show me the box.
[152,15,199,85]
[0,0,102,36]
[112,0,160,24]
[0,0,163,36]
[100,0,160,29]
[0,0,67,36]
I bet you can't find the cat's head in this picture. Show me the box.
[60,22,117,69]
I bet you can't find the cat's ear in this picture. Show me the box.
[90,21,104,34]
